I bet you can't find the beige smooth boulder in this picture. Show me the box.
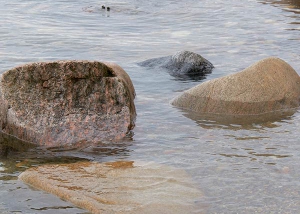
[172,57,300,115]
[0,61,136,148]
[19,161,203,214]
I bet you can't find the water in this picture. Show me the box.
[0,0,300,213]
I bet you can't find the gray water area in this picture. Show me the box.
[0,0,300,213]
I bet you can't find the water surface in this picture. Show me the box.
[0,0,300,213]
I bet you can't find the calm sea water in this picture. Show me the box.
[0,0,300,213]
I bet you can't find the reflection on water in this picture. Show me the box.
[219,151,292,159]
[260,0,300,14]
[0,132,135,213]
[0,152,90,213]
[259,0,300,38]
[180,108,297,130]
[0,131,36,158]
[261,0,300,8]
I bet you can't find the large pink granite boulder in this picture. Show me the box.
[0,61,136,148]
[172,57,300,116]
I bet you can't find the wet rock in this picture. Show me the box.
[138,51,214,80]
[0,61,136,148]
[172,57,300,116]
[19,161,203,214]
[0,131,36,158]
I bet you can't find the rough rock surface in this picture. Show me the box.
[172,57,300,115]
[0,61,136,148]
[19,161,203,214]
[138,51,214,80]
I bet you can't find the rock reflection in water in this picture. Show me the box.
[0,131,36,158]
[180,108,297,130]
[0,148,91,213]
[264,0,300,8]
[219,152,292,160]
[260,0,300,13]
[19,161,204,214]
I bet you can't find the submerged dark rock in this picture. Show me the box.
[138,51,214,80]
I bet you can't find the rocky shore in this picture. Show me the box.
[0,53,298,214]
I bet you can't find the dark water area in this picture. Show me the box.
[0,0,300,213]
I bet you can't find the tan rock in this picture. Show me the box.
[172,57,300,115]
[19,161,203,214]
[0,61,136,148]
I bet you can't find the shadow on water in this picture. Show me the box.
[0,130,134,180]
[0,133,133,214]
[179,108,297,130]
[0,131,36,158]
[138,66,210,82]
[170,72,208,82]
[0,132,87,180]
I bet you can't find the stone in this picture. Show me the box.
[0,61,136,148]
[138,51,214,80]
[0,131,36,158]
[19,161,204,214]
[172,57,300,116]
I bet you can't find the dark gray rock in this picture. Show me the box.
[138,51,214,80]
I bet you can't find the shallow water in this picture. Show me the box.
[0,0,300,213]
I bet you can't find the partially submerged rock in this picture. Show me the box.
[0,61,136,148]
[139,51,214,80]
[172,57,300,117]
[19,161,203,214]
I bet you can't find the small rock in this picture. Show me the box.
[138,51,214,80]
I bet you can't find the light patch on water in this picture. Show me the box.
[0,163,5,172]
[264,19,276,23]
[227,49,241,53]
[224,22,239,27]
[170,31,191,38]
